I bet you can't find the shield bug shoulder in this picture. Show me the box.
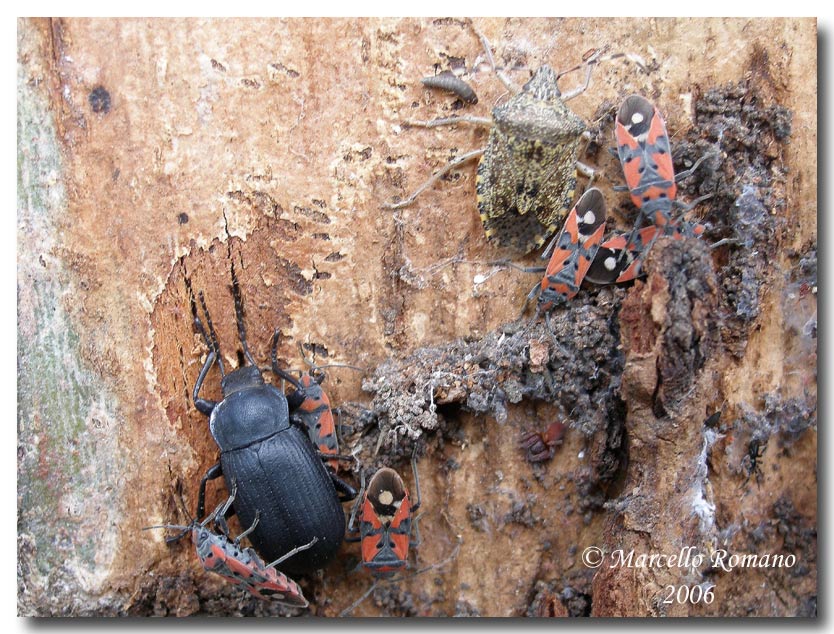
[384,24,607,254]
[144,488,314,608]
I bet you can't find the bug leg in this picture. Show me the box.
[382,148,485,210]
[470,21,520,93]
[264,537,319,570]
[196,462,224,521]
[404,115,492,129]
[576,160,595,183]
[517,281,543,320]
[338,579,380,617]
[559,57,594,101]
[233,510,260,545]
[411,512,423,550]
[674,153,710,183]
[410,454,422,513]
[710,237,739,249]
[346,470,368,535]
[673,192,713,213]
[208,484,238,536]
[545,311,571,358]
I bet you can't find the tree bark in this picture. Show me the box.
[18,17,816,616]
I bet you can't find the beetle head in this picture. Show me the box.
[220,364,265,396]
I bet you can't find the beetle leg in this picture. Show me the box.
[196,462,224,521]
[269,329,304,391]
[330,471,358,503]
[193,350,218,416]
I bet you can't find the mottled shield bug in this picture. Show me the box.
[384,24,606,254]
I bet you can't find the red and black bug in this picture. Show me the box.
[144,488,314,607]
[339,459,462,616]
[519,420,566,463]
[615,94,680,228]
[522,187,608,312]
[278,345,363,473]
[603,95,709,280]
[347,458,421,579]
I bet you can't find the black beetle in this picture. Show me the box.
[188,262,356,574]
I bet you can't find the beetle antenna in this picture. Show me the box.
[270,329,303,390]
[197,291,225,377]
[186,275,225,377]
[230,258,258,369]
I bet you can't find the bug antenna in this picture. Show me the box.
[338,579,380,617]
[142,523,191,532]
[230,258,258,369]
[197,291,225,377]
[298,342,365,375]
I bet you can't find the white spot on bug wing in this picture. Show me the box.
[582,210,596,225]
[631,111,644,125]
[604,256,617,271]
[378,489,394,505]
